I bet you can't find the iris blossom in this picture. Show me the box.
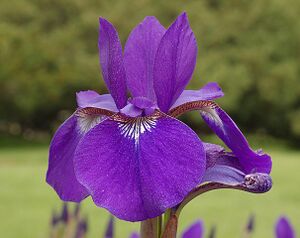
[46,13,272,221]
[275,216,295,238]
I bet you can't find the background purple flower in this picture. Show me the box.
[275,216,295,238]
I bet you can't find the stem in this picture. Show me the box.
[162,209,171,233]
[161,212,178,238]
[140,216,161,238]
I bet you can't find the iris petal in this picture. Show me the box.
[171,82,224,109]
[76,90,118,112]
[169,101,272,174]
[47,108,110,202]
[74,112,205,221]
[202,143,272,192]
[124,16,165,101]
[153,12,197,112]
[201,106,272,174]
[99,18,127,109]
[46,115,89,202]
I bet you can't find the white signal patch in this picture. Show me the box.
[118,117,157,142]
[200,107,223,128]
[77,115,104,134]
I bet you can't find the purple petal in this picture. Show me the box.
[201,106,272,174]
[182,220,204,238]
[202,165,246,185]
[153,12,197,112]
[124,16,165,101]
[202,143,272,192]
[47,108,110,202]
[171,82,224,109]
[76,90,118,112]
[46,115,89,202]
[203,142,225,169]
[74,113,205,221]
[99,18,127,109]
[169,101,272,174]
[275,217,295,238]
[129,232,140,238]
[120,103,143,117]
[202,143,244,185]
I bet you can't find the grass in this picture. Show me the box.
[0,143,299,237]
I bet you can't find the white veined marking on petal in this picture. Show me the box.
[200,107,222,127]
[200,107,226,135]
[77,115,104,134]
[118,117,157,145]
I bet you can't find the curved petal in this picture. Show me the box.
[275,217,295,238]
[153,12,197,112]
[201,106,272,174]
[202,165,245,185]
[182,220,204,238]
[173,142,272,216]
[169,101,272,174]
[76,90,118,112]
[203,143,272,190]
[120,103,143,117]
[99,18,127,109]
[171,82,224,109]
[74,112,205,221]
[47,108,109,202]
[124,16,165,101]
[47,115,89,202]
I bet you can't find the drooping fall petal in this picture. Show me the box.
[201,106,272,174]
[169,101,272,174]
[47,107,111,202]
[74,113,205,221]
[47,115,89,202]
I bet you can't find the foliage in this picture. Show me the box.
[0,0,299,141]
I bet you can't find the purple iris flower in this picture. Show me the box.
[46,12,272,221]
[275,216,295,238]
[130,220,204,238]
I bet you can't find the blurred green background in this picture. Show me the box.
[0,0,299,237]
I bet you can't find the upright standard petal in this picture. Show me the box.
[171,82,224,109]
[124,17,165,101]
[275,217,295,238]
[47,116,89,202]
[74,112,205,221]
[76,90,118,112]
[182,220,204,238]
[153,12,197,112]
[99,18,127,109]
[169,101,272,174]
